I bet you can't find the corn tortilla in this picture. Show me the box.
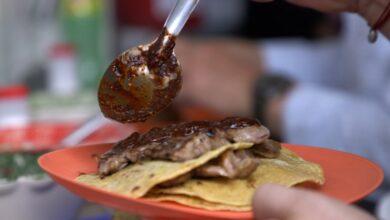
[153,147,324,206]
[76,143,253,198]
[146,193,251,211]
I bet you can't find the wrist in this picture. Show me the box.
[253,74,294,139]
[264,91,291,139]
[358,0,390,38]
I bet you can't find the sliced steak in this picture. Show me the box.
[98,117,270,177]
[251,139,281,158]
[194,149,258,179]
[158,140,282,187]
[159,149,258,187]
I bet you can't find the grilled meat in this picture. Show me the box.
[98,117,270,177]
[159,149,258,187]
[194,149,258,179]
[158,142,282,187]
[251,139,281,158]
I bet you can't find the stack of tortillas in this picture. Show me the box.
[77,143,324,211]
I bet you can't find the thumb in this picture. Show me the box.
[252,184,305,220]
[252,184,375,220]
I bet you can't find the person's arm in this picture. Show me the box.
[255,0,390,39]
[252,184,376,220]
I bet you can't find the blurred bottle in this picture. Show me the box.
[47,43,79,96]
[59,0,111,90]
[0,86,30,128]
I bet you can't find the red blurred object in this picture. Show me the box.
[0,122,140,152]
[0,106,221,152]
[0,85,28,99]
[115,0,200,30]
[49,43,75,58]
[180,105,226,121]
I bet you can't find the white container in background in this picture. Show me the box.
[0,85,30,128]
[0,176,84,220]
[48,44,79,96]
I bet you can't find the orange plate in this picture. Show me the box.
[39,144,383,220]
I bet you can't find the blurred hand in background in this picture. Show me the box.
[175,38,262,116]
[254,0,390,37]
[255,0,368,12]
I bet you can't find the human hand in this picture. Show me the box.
[255,0,361,12]
[252,184,376,220]
[254,0,390,38]
[175,38,263,116]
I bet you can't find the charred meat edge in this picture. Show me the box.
[159,140,281,187]
[98,117,271,177]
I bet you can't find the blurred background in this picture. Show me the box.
[0,0,389,219]
[0,0,335,124]
[0,1,329,100]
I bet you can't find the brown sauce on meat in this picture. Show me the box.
[100,117,260,161]
[98,28,182,122]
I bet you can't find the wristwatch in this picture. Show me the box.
[252,74,294,132]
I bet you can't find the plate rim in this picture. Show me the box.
[38,143,384,218]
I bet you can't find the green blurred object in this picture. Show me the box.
[29,90,99,122]
[59,0,108,90]
[0,152,46,182]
